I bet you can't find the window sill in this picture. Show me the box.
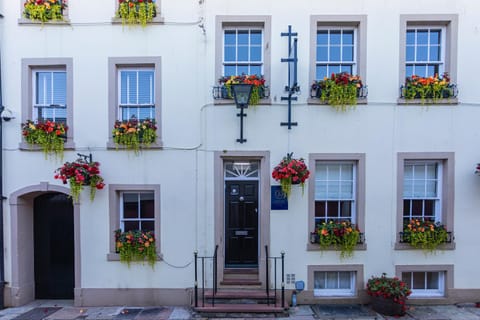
[394,242,456,250]
[18,18,70,25]
[106,141,163,150]
[307,97,368,106]
[111,16,165,25]
[19,141,76,151]
[213,98,272,106]
[107,252,163,261]
[306,242,367,251]
[397,98,458,105]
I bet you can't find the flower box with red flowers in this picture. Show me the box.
[22,120,67,158]
[400,73,458,104]
[117,0,157,26]
[214,74,269,105]
[54,158,105,203]
[115,229,157,267]
[112,118,157,153]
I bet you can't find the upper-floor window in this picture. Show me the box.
[405,28,445,78]
[120,192,155,232]
[33,70,67,123]
[223,28,263,77]
[315,162,356,225]
[118,68,155,121]
[316,28,356,80]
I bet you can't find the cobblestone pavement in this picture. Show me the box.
[1,301,480,320]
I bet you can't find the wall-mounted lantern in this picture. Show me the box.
[231,83,253,143]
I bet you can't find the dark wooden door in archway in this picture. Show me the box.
[34,193,74,299]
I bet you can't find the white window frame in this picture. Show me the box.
[314,161,357,224]
[403,160,443,223]
[313,271,356,297]
[119,191,155,232]
[405,26,446,77]
[222,27,264,77]
[402,271,445,298]
[117,67,155,121]
[32,69,67,123]
[315,27,357,80]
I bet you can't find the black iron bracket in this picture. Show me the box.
[280,25,299,129]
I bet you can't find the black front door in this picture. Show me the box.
[225,181,259,267]
[34,193,74,299]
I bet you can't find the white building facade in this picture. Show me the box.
[1,0,480,307]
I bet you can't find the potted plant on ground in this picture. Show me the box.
[117,0,157,27]
[311,72,364,111]
[367,273,411,316]
[271,153,310,198]
[112,118,157,154]
[402,218,448,252]
[314,220,361,258]
[115,229,157,267]
[22,120,67,159]
[54,158,105,202]
[402,73,455,104]
[218,74,266,106]
[23,0,67,23]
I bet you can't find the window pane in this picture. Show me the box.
[141,221,154,232]
[124,221,139,232]
[417,30,429,44]
[416,46,428,61]
[224,30,236,45]
[339,201,352,218]
[406,46,415,61]
[140,193,155,218]
[402,272,412,286]
[412,272,425,289]
[425,181,437,197]
[342,46,353,61]
[427,65,437,76]
[224,65,236,77]
[329,46,341,61]
[250,47,261,62]
[427,272,439,289]
[138,71,154,104]
[340,65,352,74]
[414,65,427,77]
[406,30,415,45]
[406,65,414,77]
[237,47,248,61]
[316,65,328,80]
[237,65,248,75]
[224,47,236,61]
[250,65,262,76]
[403,200,411,217]
[237,30,248,45]
[430,45,440,61]
[250,30,262,45]
[326,272,337,288]
[411,200,423,215]
[317,47,328,61]
[343,31,353,45]
[326,201,339,218]
[36,72,52,105]
[430,30,441,45]
[52,72,66,105]
[123,193,139,219]
[315,201,326,221]
[424,200,435,216]
[314,272,326,289]
[329,65,340,74]
[338,272,351,289]
[330,31,341,45]
[317,31,328,45]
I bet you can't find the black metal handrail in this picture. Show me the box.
[399,83,458,99]
[399,231,453,244]
[212,85,270,100]
[265,245,285,308]
[194,245,218,308]
[309,231,365,245]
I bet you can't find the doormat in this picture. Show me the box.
[12,307,62,320]
[311,304,379,319]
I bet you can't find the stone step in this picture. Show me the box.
[193,303,287,314]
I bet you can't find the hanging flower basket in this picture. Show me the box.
[112,118,157,154]
[54,158,105,202]
[22,120,67,159]
[271,153,310,198]
[23,0,67,23]
[115,229,157,267]
[117,0,157,27]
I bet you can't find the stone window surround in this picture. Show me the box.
[214,15,272,105]
[20,58,75,150]
[107,184,162,261]
[308,15,367,105]
[395,152,455,250]
[395,264,454,300]
[107,57,163,149]
[398,14,458,104]
[307,153,366,251]
[307,264,364,298]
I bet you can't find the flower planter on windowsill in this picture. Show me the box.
[115,0,164,27]
[399,74,458,105]
[21,0,68,24]
[310,221,364,258]
[112,119,158,154]
[21,120,68,159]
[213,75,270,106]
[114,229,157,268]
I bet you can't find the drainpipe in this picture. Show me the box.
[0,14,6,308]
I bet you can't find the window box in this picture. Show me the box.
[399,73,458,104]
[310,73,368,111]
[213,75,269,105]
[22,0,67,23]
[399,219,453,252]
[117,0,157,26]
[112,119,157,154]
[310,221,364,259]
[115,229,157,267]
[21,120,67,159]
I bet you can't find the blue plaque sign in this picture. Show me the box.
[271,185,288,210]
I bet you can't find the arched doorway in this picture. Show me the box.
[34,193,74,299]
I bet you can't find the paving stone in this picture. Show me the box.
[289,305,314,316]
[136,307,173,320]
[11,307,61,320]
[84,307,123,320]
[168,307,192,320]
[44,307,87,320]
[311,305,378,319]
[112,308,142,320]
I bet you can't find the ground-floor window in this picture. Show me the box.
[402,271,445,297]
[313,271,356,296]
